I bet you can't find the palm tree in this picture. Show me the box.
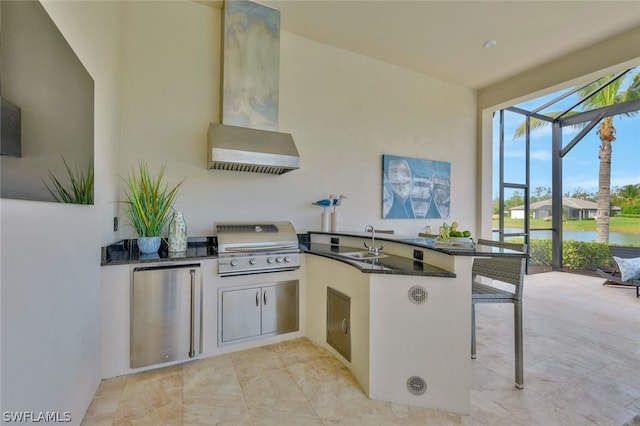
[514,70,640,243]
[616,183,640,207]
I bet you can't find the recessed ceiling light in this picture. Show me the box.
[483,40,498,49]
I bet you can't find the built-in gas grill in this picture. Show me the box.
[216,221,301,276]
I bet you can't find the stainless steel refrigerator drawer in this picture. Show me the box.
[131,263,202,369]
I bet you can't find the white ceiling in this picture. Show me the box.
[239,0,640,90]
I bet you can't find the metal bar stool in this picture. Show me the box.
[472,239,527,389]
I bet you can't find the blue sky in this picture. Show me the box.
[494,70,640,197]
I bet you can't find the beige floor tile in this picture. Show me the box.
[247,400,322,426]
[80,412,116,426]
[470,389,513,425]
[546,382,639,425]
[83,393,121,420]
[389,403,468,425]
[287,357,399,424]
[231,345,284,384]
[183,355,246,409]
[269,337,333,367]
[240,367,305,405]
[83,376,127,419]
[184,403,253,426]
[113,365,184,425]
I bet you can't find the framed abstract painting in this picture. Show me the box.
[382,154,450,219]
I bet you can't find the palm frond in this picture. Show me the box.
[512,110,582,140]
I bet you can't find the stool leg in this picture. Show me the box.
[471,302,476,359]
[514,301,524,389]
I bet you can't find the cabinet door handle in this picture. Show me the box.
[189,269,196,358]
[341,318,349,335]
[256,290,260,307]
[263,290,267,306]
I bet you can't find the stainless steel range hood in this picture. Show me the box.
[208,123,300,175]
[208,1,300,175]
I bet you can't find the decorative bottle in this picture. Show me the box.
[168,211,187,253]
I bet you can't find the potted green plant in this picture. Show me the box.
[43,155,94,204]
[121,162,183,254]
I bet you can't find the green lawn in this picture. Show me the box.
[494,216,640,234]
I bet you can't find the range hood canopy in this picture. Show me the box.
[207,123,300,175]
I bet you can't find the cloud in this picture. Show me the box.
[561,174,640,193]
[530,150,551,161]
[502,149,525,159]
[563,176,598,193]
[612,174,640,187]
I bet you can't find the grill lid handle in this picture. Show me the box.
[223,244,299,252]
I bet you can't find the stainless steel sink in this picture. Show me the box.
[339,251,388,260]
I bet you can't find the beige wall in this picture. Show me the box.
[118,1,478,238]
[0,0,122,419]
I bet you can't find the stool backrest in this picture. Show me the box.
[474,239,528,300]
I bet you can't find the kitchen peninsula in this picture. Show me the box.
[99,229,526,415]
[303,231,526,414]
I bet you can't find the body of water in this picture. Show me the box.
[500,228,640,246]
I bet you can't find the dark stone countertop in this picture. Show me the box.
[301,243,456,277]
[308,231,528,258]
[101,237,217,266]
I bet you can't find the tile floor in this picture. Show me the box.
[82,271,640,425]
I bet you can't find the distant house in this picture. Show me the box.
[510,196,621,220]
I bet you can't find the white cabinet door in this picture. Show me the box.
[220,287,261,342]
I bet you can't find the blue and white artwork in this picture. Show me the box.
[382,154,451,219]
[222,0,280,131]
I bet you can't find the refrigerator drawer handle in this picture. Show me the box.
[189,269,196,358]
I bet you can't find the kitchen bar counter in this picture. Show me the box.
[301,242,455,277]
[308,231,527,258]
[304,230,478,414]
[101,237,217,266]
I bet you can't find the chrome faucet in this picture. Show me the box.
[363,225,384,255]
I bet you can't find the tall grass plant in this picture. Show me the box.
[122,162,183,237]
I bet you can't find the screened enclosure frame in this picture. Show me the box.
[495,68,640,270]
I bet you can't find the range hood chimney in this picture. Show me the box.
[208,0,300,175]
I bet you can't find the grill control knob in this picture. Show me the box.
[284,256,292,263]
[249,258,257,265]
[230,259,239,267]
[276,257,283,263]
[267,257,275,264]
